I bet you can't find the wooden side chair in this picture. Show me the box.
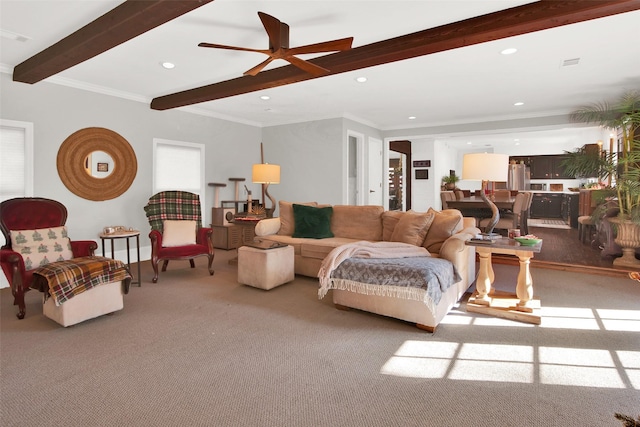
[479,192,527,233]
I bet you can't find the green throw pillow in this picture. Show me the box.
[292,204,334,239]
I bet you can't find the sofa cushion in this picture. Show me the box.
[10,226,74,270]
[292,204,334,239]
[162,220,196,247]
[255,218,281,236]
[423,208,463,253]
[278,201,317,236]
[300,237,361,260]
[381,211,404,241]
[330,205,384,240]
[390,211,435,246]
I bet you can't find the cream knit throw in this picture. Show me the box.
[318,241,429,298]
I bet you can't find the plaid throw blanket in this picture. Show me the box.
[32,256,131,305]
[144,191,202,232]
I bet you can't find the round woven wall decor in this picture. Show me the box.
[57,127,137,201]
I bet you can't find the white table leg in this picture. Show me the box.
[516,252,534,312]
[474,249,494,305]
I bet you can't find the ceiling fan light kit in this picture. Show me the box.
[198,11,353,77]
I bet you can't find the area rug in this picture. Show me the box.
[528,218,571,229]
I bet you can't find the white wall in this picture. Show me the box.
[1,73,261,263]
[262,118,344,208]
[408,137,437,212]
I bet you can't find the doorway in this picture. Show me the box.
[389,140,412,210]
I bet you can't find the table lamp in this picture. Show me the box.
[462,153,509,236]
[252,163,280,218]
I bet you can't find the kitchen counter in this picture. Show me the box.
[527,190,580,195]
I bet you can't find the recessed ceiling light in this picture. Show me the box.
[260,95,270,100]
[501,48,518,55]
[0,29,30,42]
[408,116,416,120]
[562,58,580,67]
[514,102,524,106]
[467,142,472,145]
[355,76,367,83]
[161,62,175,69]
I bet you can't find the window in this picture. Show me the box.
[0,120,34,288]
[153,138,206,216]
[0,120,33,202]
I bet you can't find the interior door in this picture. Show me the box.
[367,138,383,206]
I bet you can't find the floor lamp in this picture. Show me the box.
[462,153,509,236]
[252,163,280,218]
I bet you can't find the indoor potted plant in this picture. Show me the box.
[441,174,460,191]
[563,91,640,266]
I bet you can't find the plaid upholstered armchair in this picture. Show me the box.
[144,191,215,283]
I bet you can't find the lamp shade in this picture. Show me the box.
[252,163,280,184]
[462,153,509,182]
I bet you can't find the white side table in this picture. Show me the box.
[99,230,141,286]
[238,245,294,290]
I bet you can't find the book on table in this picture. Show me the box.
[470,234,502,244]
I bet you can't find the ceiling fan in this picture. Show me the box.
[198,11,353,77]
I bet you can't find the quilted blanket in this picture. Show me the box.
[144,191,202,232]
[32,256,131,305]
[319,248,460,317]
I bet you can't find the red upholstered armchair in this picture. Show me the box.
[0,198,97,319]
[144,191,214,283]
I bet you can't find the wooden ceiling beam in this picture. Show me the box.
[13,0,214,84]
[151,0,640,111]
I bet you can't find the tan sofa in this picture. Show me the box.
[254,202,479,331]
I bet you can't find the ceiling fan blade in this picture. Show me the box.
[198,42,270,54]
[287,37,354,56]
[244,57,276,76]
[284,55,330,76]
[258,11,287,50]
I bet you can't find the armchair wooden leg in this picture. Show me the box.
[207,254,215,276]
[8,272,27,319]
[12,285,26,319]
[161,260,169,272]
[151,261,159,283]
[189,259,195,269]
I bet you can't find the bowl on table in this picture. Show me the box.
[514,236,542,246]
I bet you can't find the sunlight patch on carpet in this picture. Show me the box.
[380,340,636,389]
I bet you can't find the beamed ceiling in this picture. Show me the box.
[2,0,640,145]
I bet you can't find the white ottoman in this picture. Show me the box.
[238,245,294,290]
[43,280,124,327]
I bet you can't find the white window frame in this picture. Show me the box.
[0,119,34,289]
[0,119,34,199]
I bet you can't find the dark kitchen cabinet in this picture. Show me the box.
[561,193,580,227]
[530,193,563,218]
[528,155,574,179]
[509,156,532,168]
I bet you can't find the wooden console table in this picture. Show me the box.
[465,238,542,324]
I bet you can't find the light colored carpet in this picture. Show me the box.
[1,249,639,426]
